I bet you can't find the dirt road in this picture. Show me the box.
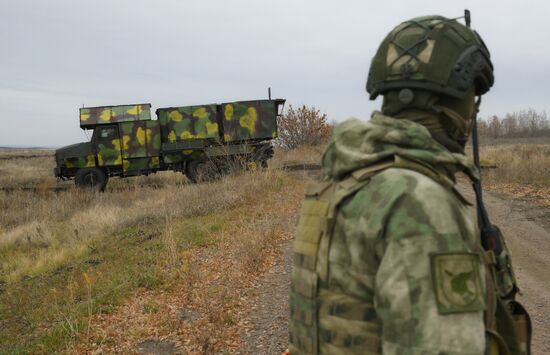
[478,189,550,354]
[242,185,550,354]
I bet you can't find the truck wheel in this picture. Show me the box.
[186,160,220,183]
[75,167,108,191]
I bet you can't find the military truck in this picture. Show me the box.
[54,99,285,190]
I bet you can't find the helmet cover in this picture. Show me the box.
[366,15,494,100]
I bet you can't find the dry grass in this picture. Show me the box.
[1,170,288,283]
[0,150,55,188]
[479,143,550,186]
[4,141,545,352]
[270,145,324,169]
[73,175,305,354]
[476,143,550,206]
[0,148,305,353]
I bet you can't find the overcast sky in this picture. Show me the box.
[1,0,549,147]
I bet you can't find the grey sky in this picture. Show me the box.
[1,0,549,147]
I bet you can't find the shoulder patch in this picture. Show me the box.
[430,252,485,314]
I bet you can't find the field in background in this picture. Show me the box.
[0,139,548,352]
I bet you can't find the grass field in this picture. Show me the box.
[0,140,548,352]
[479,143,550,185]
[476,142,550,206]
[0,149,307,353]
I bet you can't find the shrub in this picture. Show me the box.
[276,105,332,149]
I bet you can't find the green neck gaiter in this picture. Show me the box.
[381,89,475,153]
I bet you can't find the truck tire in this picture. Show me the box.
[186,160,220,183]
[75,167,108,191]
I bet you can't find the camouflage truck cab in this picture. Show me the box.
[54,98,285,190]
[55,103,161,190]
[80,104,161,175]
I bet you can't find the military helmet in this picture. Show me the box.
[366,15,494,100]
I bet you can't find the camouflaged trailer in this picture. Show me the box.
[54,99,285,190]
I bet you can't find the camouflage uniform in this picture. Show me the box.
[290,114,486,354]
[289,14,529,355]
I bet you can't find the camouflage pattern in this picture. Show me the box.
[80,104,151,128]
[58,142,94,169]
[64,154,96,169]
[289,113,487,354]
[221,100,278,142]
[157,100,279,144]
[56,99,284,182]
[119,120,161,172]
[94,125,123,167]
[162,150,201,165]
[122,156,160,172]
[157,104,220,143]
[366,16,493,100]
[87,121,161,172]
[146,120,162,156]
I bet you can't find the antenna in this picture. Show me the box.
[268,87,272,100]
[464,9,471,27]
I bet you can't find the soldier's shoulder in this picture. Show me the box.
[341,166,461,216]
[372,167,448,192]
[356,168,460,212]
[347,168,467,242]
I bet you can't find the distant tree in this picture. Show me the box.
[502,113,518,137]
[276,105,332,149]
[526,108,539,135]
[488,115,502,139]
[477,119,489,138]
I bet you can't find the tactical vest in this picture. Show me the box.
[482,235,532,355]
[288,154,531,355]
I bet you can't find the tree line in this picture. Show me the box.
[478,108,550,139]
[276,106,550,149]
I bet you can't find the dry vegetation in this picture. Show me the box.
[0,150,55,188]
[0,149,306,353]
[477,142,550,206]
[0,138,547,353]
[270,145,325,169]
[275,105,332,149]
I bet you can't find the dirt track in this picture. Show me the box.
[476,189,550,354]
[243,183,550,354]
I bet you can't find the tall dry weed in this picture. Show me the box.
[480,144,550,186]
[271,145,324,169]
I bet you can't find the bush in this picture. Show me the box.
[276,105,332,149]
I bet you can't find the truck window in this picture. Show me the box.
[99,127,117,139]
[91,126,118,142]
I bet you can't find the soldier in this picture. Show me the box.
[288,14,531,354]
